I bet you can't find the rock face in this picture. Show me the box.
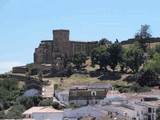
[34,29,98,70]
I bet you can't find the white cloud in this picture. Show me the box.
[0,61,25,74]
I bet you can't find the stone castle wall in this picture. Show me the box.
[34,29,98,67]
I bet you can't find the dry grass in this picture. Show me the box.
[18,81,25,89]
[43,73,131,89]
[122,42,160,49]
[11,58,132,90]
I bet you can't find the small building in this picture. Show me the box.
[55,89,69,105]
[22,106,63,120]
[72,83,113,90]
[69,89,107,106]
[103,90,126,103]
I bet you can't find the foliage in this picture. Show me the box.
[115,86,130,93]
[7,105,25,119]
[0,78,20,110]
[135,24,152,52]
[130,83,151,93]
[38,99,52,106]
[32,95,43,106]
[51,101,60,109]
[69,104,81,108]
[99,38,112,46]
[108,42,123,71]
[137,68,159,87]
[135,24,152,39]
[119,47,128,72]
[54,84,58,91]
[130,83,141,93]
[16,96,33,109]
[91,45,109,70]
[155,44,160,54]
[0,111,5,119]
[38,69,43,81]
[73,51,87,69]
[125,45,144,73]
[147,53,160,74]
[26,63,39,75]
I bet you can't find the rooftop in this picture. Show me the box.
[22,106,63,115]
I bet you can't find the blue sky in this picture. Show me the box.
[0,0,160,73]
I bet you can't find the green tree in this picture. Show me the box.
[119,48,127,72]
[38,99,52,106]
[16,96,33,109]
[54,84,58,91]
[136,24,152,39]
[126,45,144,73]
[130,83,141,93]
[155,44,160,53]
[99,38,112,46]
[135,24,152,52]
[32,95,43,106]
[51,101,60,109]
[38,69,43,81]
[108,41,123,72]
[73,51,87,69]
[7,105,25,119]
[0,78,20,110]
[0,111,5,119]
[137,68,159,87]
[91,45,109,70]
[147,53,160,74]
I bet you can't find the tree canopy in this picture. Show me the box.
[108,41,122,72]
[73,51,87,69]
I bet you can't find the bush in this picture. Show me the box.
[54,84,58,91]
[130,83,141,93]
[130,83,151,93]
[51,101,60,109]
[115,85,130,93]
[38,99,52,106]
[69,104,81,108]
[7,105,25,119]
[0,111,5,119]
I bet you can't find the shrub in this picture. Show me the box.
[38,99,52,106]
[51,101,60,109]
[54,84,58,91]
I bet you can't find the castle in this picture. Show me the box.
[34,29,98,70]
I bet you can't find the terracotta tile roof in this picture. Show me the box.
[22,106,63,115]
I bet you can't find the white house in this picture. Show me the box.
[54,89,69,105]
[63,106,105,120]
[71,83,113,90]
[22,106,63,120]
[102,90,126,103]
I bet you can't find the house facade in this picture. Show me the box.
[22,106,63,120]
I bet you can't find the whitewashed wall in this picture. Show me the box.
[33,112,63,120]
[55,89,69,105]
[63,106,105,119]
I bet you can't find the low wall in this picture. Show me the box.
[12,66,27,74]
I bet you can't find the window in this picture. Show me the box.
[148,115,151,120]
[148,107,152,113]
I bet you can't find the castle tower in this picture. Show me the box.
[52,30,70,58]
[53,29,69,42]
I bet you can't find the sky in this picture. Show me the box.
[0,0,160,73]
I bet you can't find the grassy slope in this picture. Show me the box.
[43,59,132,89]
[10,42,160,90]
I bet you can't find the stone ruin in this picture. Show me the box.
[34,29,98,76]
